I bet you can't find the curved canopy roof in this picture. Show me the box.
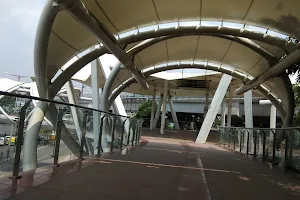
[48,0,300,78]
[36,0,300,124]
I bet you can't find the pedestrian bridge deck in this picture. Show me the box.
[0,135,299,200]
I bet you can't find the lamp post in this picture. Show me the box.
[81,84,87,97]
[3,72,29,112]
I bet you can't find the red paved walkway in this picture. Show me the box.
[0,136,299,199]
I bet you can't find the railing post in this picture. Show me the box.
[254,130,257,158]
[223,127,225,146]
[288,129,294,171]
[127,120,132,146]
[271,129,276,166]
[262,129,266,161]
[233,129,236,150]
[110,116,116,152]
[246,129,250,155]
[79,113,88,160]
[284,130,289,171]
[227,128,230,147]
[137,120,144,143]
[10,100,32,179]
[53,108,67,166]
[239,130,243,152]
[132,120,137,145]
[134,126,138,145]
[119,118,128,150]
[97,115,106,157]
[136,121,141,145]
[217,127,220,144]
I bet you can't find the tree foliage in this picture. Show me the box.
[293,84,300,126]
[135,100,156,119]
[0,96,16,114]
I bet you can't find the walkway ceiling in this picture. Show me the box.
[39,0,300,124]
[48,0,300,78]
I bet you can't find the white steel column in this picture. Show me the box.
[196,74,232,143]
[270,104,277,142]
[91,58,100,153]
[270,104,276,129]
[220,99,226,127]
[259,100,277,139]
[150,87,156,130]
[227,85,233,126]
[160,80,168,134]
[244,90,253,129]
[65,81,82,142]
[167,91,180,130]
[244,90,254,152]
[204,86,209,114]
[153,94,163,129]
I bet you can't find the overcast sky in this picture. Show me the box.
[0,0,44,82]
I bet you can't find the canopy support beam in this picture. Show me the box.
[54,0,149,90]
[196,74,232,143]
[236,49,300,95]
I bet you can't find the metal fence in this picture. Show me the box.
[0,91,144,178]
[218,126,300,173]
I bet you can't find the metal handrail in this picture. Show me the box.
[0,91,145,178]
[218,126,300,172]
[0,91,130,118]
[218,126,300,130]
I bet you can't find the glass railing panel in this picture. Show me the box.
[288,128,300,172]
[113,116,127,150]
[0,91,158,177]
[276,129,287,165]
[231,128,239,150]
[0,115,19,177]
[101,115,112,153]
[253,129,266,159]
[127,118,137,146]
[56,105,79,162]
[84,109,96,156]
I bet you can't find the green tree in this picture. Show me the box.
[0,96,16,114]
[135,100,156,119]
[293,84,300,126]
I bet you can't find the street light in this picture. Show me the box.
[4,72,29,113]
[4,72,28,82]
